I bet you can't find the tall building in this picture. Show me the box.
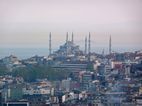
[109,35,111,55]
[49,32,52,55]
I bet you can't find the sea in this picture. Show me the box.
[0,47,141,59]
[0,48,49,59]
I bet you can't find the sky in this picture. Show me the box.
[0,0,142,54]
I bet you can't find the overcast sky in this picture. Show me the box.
[0,0,142,53]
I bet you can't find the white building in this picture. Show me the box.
[61,79,71,92]
[23,81,52,95]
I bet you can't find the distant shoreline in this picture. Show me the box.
[0,47,141,59]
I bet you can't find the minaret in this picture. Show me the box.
[88,32,91,61]
[102,49,104,56]
[109,35,111,55]
[72,32,74,43]
[88,32,91,54]
[49,32,51,55]
[85,36,87,55]
[102,49,105,58]
[66,32,69,56]
[66,32,68,43]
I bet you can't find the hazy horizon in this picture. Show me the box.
[0,0,142,57]
[0,46,141,59]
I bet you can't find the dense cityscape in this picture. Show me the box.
[0,33,142,106]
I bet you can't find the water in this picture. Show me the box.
[0,48,49,59]
[0,47,141,59]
